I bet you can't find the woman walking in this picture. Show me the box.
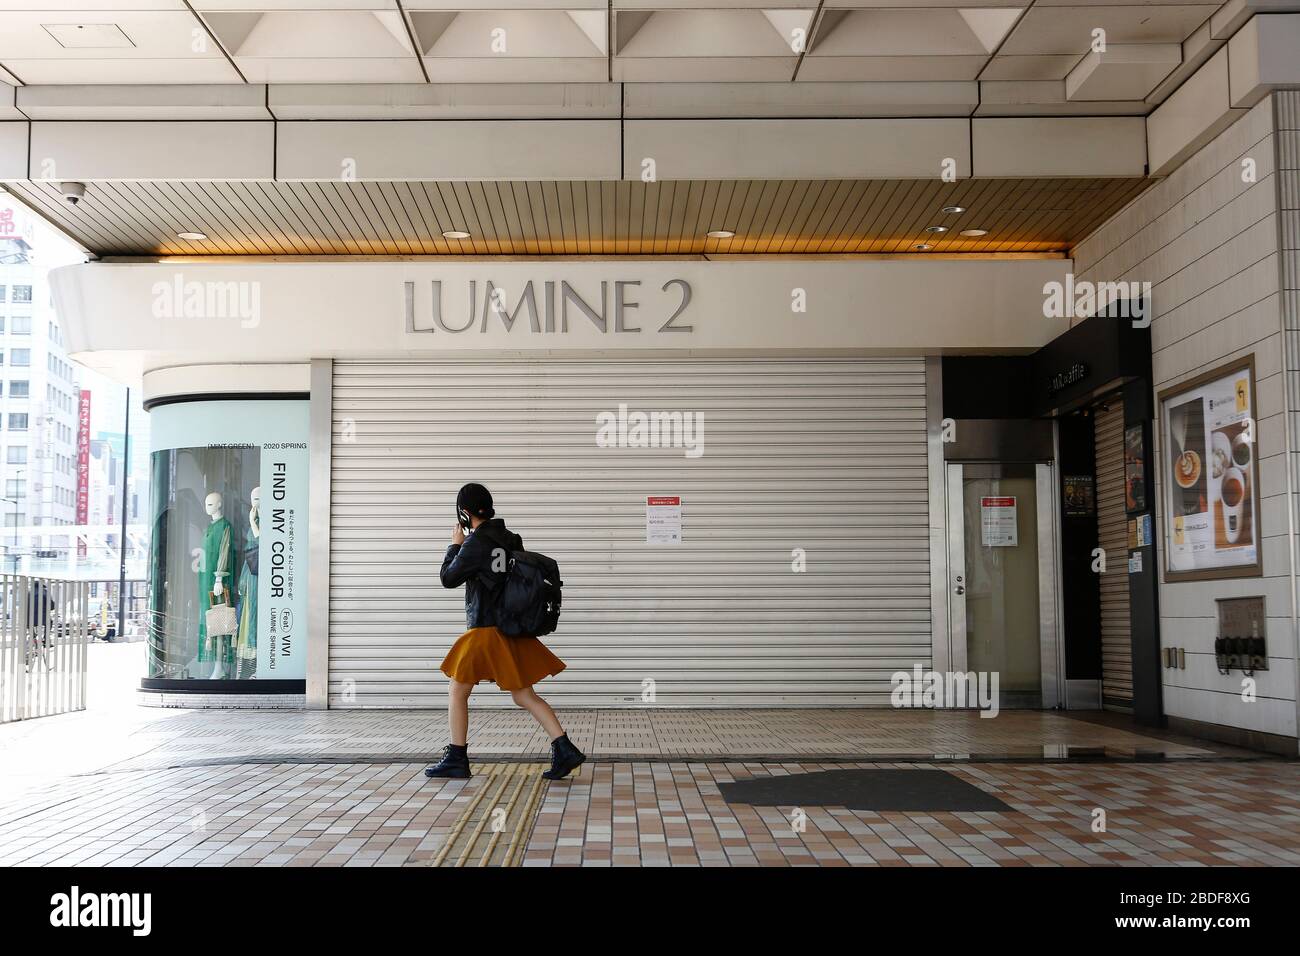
[425,482,586,781]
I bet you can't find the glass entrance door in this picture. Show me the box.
[946,462,1061,709]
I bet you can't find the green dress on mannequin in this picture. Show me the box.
[197,515,237,665]
[235,522,258,678]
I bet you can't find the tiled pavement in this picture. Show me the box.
[527,761,1300,867]
[35,707,1218,774]
[2,706,1296,867]
[1,757,1298,867]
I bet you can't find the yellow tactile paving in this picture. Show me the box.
[429,763,552,868]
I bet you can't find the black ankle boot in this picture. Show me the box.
[425,744,471,778]
[542,734,586,780]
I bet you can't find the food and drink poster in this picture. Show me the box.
[1124,424,1146,512]
[1161,362,1259,577]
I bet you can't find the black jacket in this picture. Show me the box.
[440,518,523,629]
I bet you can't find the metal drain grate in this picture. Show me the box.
[430,763,555,867]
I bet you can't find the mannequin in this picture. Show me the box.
[198,491,237,679]
[235,487,260,680]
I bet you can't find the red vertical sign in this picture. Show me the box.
[77,390,91,557]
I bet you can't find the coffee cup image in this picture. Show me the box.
[1221,465,1247,544]
[1174,449,1202,513]
[1231,433,1252,469]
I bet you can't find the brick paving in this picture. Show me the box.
[1,756,1297,868]
[1,705,1292,868]
[524,761,1300,867]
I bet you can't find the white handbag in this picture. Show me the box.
[205,527,239,637]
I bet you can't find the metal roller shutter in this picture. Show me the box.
[1094,400,1134,711]
[329,357,931,708]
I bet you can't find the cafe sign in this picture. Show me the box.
[1047,361,1089,396]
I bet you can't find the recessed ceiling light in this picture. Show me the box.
[441,230,471,239]
[941,205,966,214]
[960,229,989,237]
[914,243,932,251]
[924,225,949,234]
[176,231,207,241]
[706,229,735,239]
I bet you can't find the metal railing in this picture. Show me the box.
[0,575,90,723]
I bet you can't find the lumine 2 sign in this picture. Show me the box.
[404,278,694,335]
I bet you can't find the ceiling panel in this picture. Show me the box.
[820,0,1023,6]
[999,5,1216,55]
[809,8,1017,55]
[5,175,1151,257]
[0,9,240,84]
[0,1,1241,118]
[799,54,988,82]
[198,1,399,8]
[196,9,426,83]
[0,1,189,9]
[4,59,242,84]
[1065,44,1182,101]
[979,54,1082,81]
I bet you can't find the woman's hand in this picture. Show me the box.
[452,524,466,546]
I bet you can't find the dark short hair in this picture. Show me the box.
[456,482,495,519]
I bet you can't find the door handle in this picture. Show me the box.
[954,584,965,595]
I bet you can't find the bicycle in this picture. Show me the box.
[23,618,55,674]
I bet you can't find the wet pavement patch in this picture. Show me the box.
[718,769,1013,812]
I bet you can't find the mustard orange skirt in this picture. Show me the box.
[440,627,566,691]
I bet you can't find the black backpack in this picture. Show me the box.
[488,546,564,638]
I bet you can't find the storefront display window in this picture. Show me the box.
[146,399,309,683]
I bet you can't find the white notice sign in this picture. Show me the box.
[646,495,682,545]
[981,496,1018,547]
